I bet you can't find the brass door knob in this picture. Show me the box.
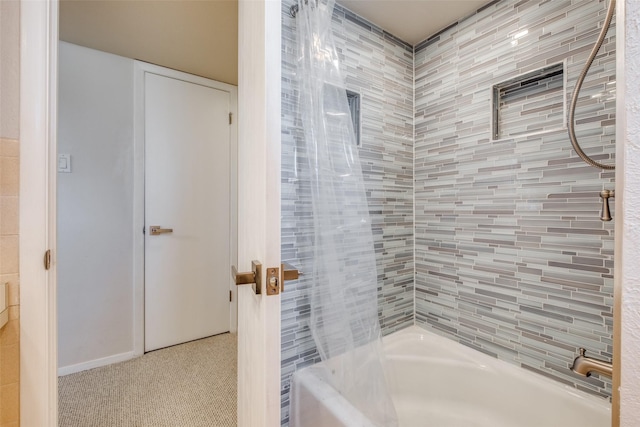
[231,261,302,296]
[232,261,260,286]
[282,262,301,281]
[149,226,174,235]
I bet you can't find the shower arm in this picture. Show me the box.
[567,0,616,170]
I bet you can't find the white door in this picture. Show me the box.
[144,70,231,352]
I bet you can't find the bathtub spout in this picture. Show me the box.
[571,348,612,378]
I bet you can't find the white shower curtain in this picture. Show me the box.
[290,0,398,425]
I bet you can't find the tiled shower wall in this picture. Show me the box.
[280,0,414,424]
[414,0,615,398]
[282,0,615,423]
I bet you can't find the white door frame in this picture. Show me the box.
[20,0,58,425]
[20,1,281,426]
[133,61,239,357]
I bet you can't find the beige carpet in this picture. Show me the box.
[59,333,237,427]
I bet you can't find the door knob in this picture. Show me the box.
[282,262,301,281]
[231,261,281,295]
[232,261,265,294]
[232,261,261,286]
[231,261,301,296]
[149,226,173,235]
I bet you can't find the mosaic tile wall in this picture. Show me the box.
[280,1,414,424]
[414,0,615,398]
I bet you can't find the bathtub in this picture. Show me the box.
[290,326,611,427]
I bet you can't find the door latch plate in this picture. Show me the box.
[265,267,280,295]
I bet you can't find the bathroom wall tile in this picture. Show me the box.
[0,158,18,197]
[0,316,18,347]
[281,1,614,423]
[0,3,20,423]
[7,307,17,322]
[0,197,18,236]
[1,275,19,307]
[280,2,414,424]
[0,140,18,158]
[0,237,18,275]
[414,0,614,399]
[0,382,19,425]
[0,344,18,385]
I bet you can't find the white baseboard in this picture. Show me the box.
[58,350,139,376]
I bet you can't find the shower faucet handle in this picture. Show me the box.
[600,190,615,222]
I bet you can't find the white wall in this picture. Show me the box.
[620,1,640,425]
[57,41,135,373]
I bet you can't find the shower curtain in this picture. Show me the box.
[290,0,398,425]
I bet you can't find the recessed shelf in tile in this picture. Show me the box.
[492,62,566,141]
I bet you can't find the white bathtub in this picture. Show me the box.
[291,326,611,427]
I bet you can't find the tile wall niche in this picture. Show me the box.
[414,0,615,398]
[281,0,615,424]
[280,0,414,424]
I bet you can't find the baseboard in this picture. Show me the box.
[58,350,138,376]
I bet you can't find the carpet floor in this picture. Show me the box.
[58,333,237,427]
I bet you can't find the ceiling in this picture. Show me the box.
[59,0,238,85]
[58,0,493,86]
[337,0,493,45]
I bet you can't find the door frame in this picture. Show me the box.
[20,1,281,425]
[133,61,239,357]
[20,1,59,425]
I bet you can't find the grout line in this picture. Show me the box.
[412,43,416,327]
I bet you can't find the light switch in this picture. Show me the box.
[58,154,71,173]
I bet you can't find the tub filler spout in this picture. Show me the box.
[571,348,613,378]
